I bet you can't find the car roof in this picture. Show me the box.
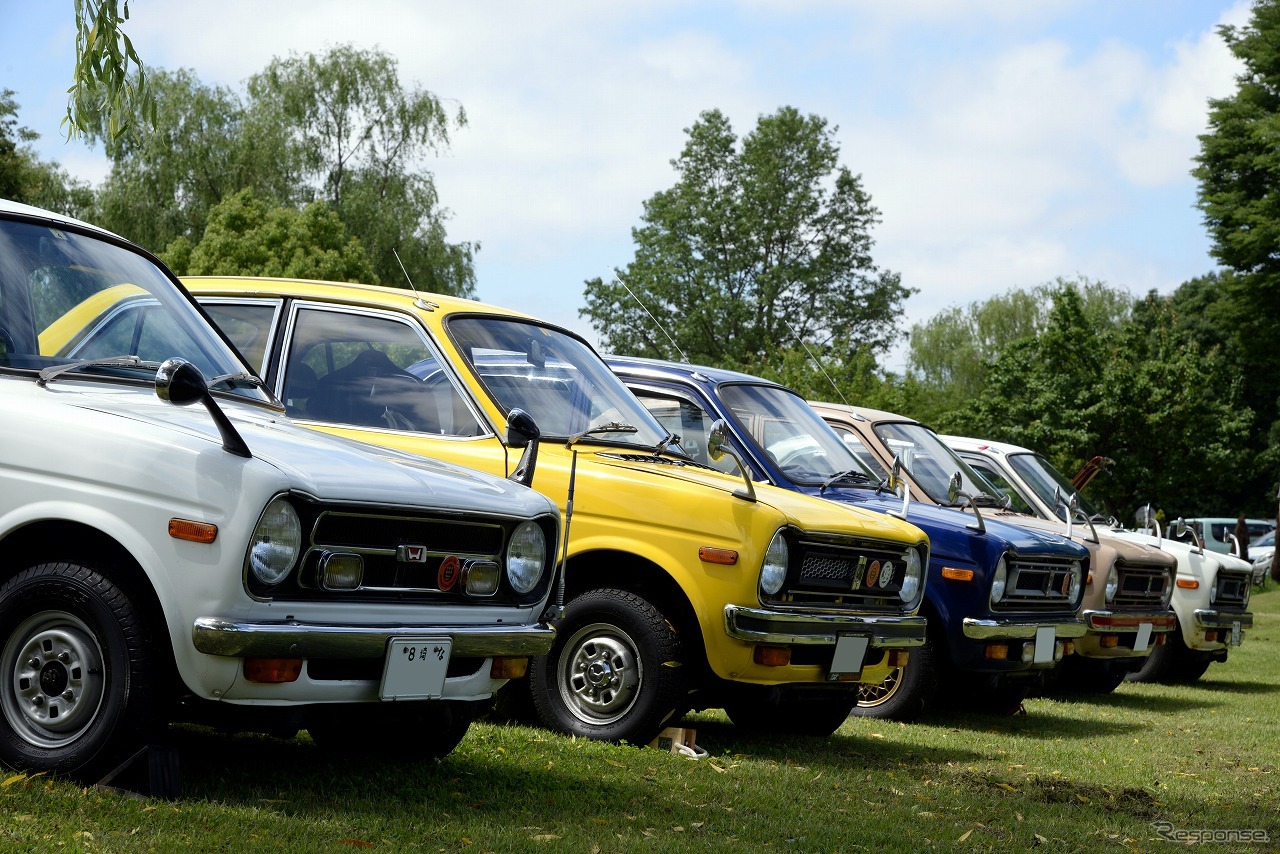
[807,401,916,424]
[603,354,792,388]
[941,435,1034,456]
[183,275,541,323]
[0,198,117,238]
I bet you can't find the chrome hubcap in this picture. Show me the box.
[557,622,642,725]
[3,612,106,748]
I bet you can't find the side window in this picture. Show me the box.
[69,302,202,364]
[202,303,279,374]
[964,458,1034,515]
[631,388,739,475]
[831,426,886,478]
[286,307,484,437]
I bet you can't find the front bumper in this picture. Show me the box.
[723,606,927,647]
[1083,610,1177,632]
[1188,609,1254,649]
[192,617,557,659]
[1076,610,1177,658]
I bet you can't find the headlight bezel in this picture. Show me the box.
[1104,564,1119,603]
[506,520,547,595]
[1068,560,1083,603]
[899,545,924,605]
[759,530,790,597]
[247,497,303,588]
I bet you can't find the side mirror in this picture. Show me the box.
[706,419,755,502]
[947,471,962,506]
[506,408,540,487]
[156,358,251,458]
[946,469,985,534]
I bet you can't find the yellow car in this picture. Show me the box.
[139,277,930,743]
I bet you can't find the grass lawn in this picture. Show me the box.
[2,588,1277,852]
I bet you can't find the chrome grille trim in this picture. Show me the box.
[770,533,925,613]
[1112,561,1172,609]
[996,557,1077,611]
[1214,570,1251,608]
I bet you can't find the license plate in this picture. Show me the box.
[1033,626,1056,663]
[1134,623,1153,652]
[1231,621,1242,646]
[380,638,452,700]
[828,634,870,680]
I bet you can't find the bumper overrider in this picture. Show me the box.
[192,618,557,659]
[723,606,927,647]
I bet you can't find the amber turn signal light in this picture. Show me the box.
[940,566,974,582]
[244,658,303,683]
[753,646,791,667]
[490,657,529,680]
[887,650,911,668]
[699,547,739,565]
[169,518,218,544]
[984,643,1009,660]
[1176,578,1199,589]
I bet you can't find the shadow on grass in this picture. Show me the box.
[1047,689,1219,714]
[1188,678,1280,695]
[915,705,1144,739]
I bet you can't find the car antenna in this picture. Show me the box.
[783,320,849,406]
[392,248,439,312]
[620,280,690,363]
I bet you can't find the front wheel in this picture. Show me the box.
[852,635,939,723]
[530,588,685,744]
[0,563,154,779]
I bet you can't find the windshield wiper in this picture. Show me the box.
[208,371,265,390]
[565,421,640,447]
[820,469,872,494]
[651,429,682,458]
[38,355,163,386]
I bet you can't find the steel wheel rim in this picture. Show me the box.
[556,621,642,726]
[2,611,107,749]
[857,666,903,708]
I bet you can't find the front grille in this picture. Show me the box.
[1112,562,1172,609]
[996,557,1078,611]
[1214,570,1251,609]
[769,533,923,612]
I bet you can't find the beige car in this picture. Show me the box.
[813,405,1177,694]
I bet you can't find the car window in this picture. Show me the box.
[630,387,740,474]
[201,302,279,374]
[284,306,485,436]
[831,425,887,478]
[960,456,1035,515]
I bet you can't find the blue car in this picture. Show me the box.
[606,356,1089,720]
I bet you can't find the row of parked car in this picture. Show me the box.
[0,199,1257,781]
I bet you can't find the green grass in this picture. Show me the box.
[3,589,1279,852]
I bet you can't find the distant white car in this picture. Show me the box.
[1249,530,1274,586]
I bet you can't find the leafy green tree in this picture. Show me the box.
[246,46,475,295]
[66,0,155,141]
[582,106,912,370]
[1,90,94,216]
[179,189,378,283]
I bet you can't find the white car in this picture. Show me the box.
[0,199,560,778]
[943,435,1253,683]
[1249,530,1274,586]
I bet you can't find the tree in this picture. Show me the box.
[1193,0,1280,510]
[1,90,94,216]
[66,0,155,141]
[906,278,1133,427]
[176,189,378,283]
[246,46,475,295]
[582,107,912,370]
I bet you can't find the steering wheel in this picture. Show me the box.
[0,327,14,364]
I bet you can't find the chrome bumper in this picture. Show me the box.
[1083,610,1177,632]
[962,618,1088,641]
[1193,610,1254,631]
[192,617,556,659]
[723,606,927,647]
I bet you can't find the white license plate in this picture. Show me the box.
[1033,626,1056,663]
[829,634,870,680]
[1231,621,1242,646]
[1134,623,1153,652]
[380,638,452,700]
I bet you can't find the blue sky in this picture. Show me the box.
[0,1,1253,369]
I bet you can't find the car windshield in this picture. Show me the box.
[873,421,999,506]
[1007,452,1105,522]
[0,216,265,400]
[447,316,668,446]
[719,383,879,486]
[1252,529,1275,548]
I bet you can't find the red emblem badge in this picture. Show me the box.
[865,560,881,588]
[438,555,460,591]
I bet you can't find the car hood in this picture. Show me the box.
[60,383,557,518]
[988,512,1176,568]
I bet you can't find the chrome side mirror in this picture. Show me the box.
[947,470,985,534]
[707,419,756,502]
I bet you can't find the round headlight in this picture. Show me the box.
[1068,561,1083,602]
[899,546,923,603]
[760,531,789,596]
[1209,581,1218,604]
[249,498,302,586]
[990,555,1008,604]
[1242,583,1251,608]
[1104,564,1119,603]
[506,521,546,594]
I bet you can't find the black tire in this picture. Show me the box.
[0,562,154,779]
[724,690,857,737]
[529,588,685,744]
[852,633,939,722]
[1126,624,1212,684]
[307,700,476,760]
